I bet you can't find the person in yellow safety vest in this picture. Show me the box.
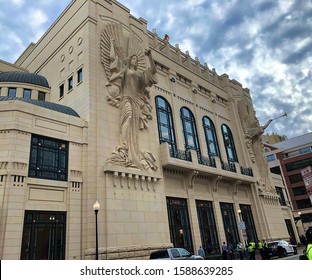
[263,240,268,260]
[248,242,256,260]
[305,227,312,260]
[257,240,264,260]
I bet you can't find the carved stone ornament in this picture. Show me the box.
[238,99,275,194]
[101,22,158,172]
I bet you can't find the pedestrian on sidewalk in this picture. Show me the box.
[248,242,256,260]
[305,227,312,260]
[198,246,206,259]
[257,240,265,260]
[236,241,244,260]
[222,242,228,260]
[228,243,235,260]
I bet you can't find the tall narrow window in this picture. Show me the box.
[203,116,220,158]
[221,124,238,162]
[68,76,73,91]
[8,87,17,97]
[77,68,83,83]
[239,204,258,243]
[196,200,220,255]
[180,107,201,156]
[155,96,176,150]
[220,202,240,245]
[59,84,64,99]
[275,187,286,206]
[23,88,32,99]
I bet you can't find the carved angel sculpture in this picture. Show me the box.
[238,100,274,192]
[101,22,158,172]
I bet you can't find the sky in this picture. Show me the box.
[0,0,311,140]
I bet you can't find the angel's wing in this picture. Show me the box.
[100,22,126,80]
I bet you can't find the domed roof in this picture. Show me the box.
[0,96,80,117]
[0,71,49,88]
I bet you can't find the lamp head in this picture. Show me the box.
[93,200,100,211]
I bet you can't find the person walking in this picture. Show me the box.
[257,240,264,260]
[198,246,206,259]
[263,240,268,260]
[237,241,244,260]
[222,242,228,260]
[248,242,256,260]
[228,243,235,260]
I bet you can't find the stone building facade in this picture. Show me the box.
[0,0,297,260]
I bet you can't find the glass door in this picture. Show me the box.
[20,211,66,260]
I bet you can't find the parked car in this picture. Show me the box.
[267,240,295,259]
[149,248,204,260]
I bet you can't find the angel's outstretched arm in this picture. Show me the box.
[145,49,156,75]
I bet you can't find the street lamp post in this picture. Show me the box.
[93,200,100,260]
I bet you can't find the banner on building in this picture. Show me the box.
[301,165,312,204]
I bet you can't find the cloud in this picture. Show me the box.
[25,9,48,41]
[0,0,311,139]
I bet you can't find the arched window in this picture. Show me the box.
[155,96,177,150]
[221,124,238,162]
[202,116,220,158]
[180,107,201,155]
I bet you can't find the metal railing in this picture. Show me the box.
[169,146,192,162]
[240,166,254,177]
[221,161,237,173]
[198,154,216,168]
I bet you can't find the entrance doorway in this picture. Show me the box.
[20,210,66,260]
[166,197,194,253]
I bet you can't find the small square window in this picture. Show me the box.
[59,84,64,98]
[38,91,46,101]
[77,68,83,83]
[8,87,17,97]
[68,76,73,91]
[23,88,32,99]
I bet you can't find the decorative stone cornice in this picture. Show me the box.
[104,165,161,191]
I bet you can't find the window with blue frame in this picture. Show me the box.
[155,96,177,150]
[23,88,32,99]
[221,124,238,162]
[8,87,16,97]
[202,116,220,158]
[180,107,201,156]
